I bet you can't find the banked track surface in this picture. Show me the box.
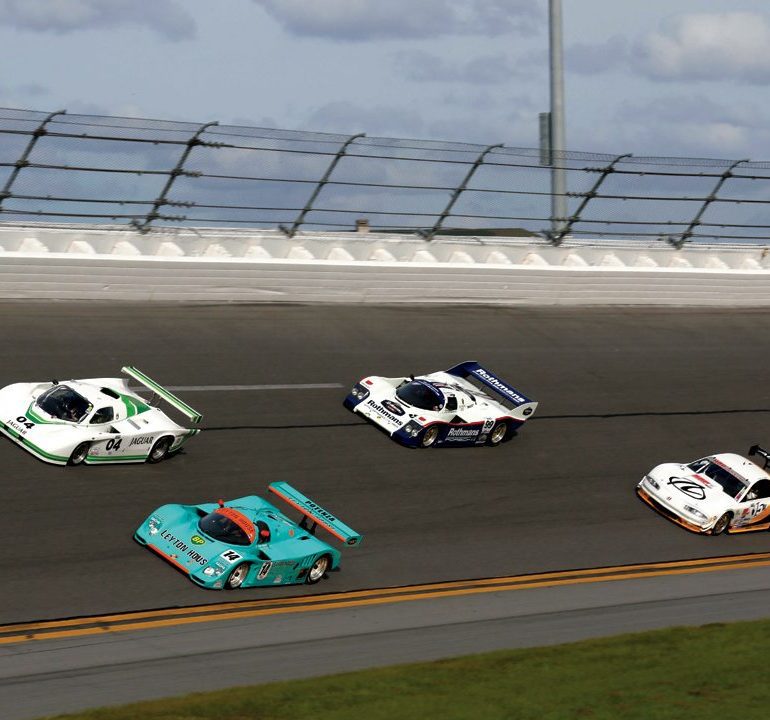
[1,303,770,625]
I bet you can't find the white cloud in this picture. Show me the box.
[0,0,196,41]
[568,36,628,75]
[252,0,539,41]
[609,94,767,158]
[394,50,522,84]
[634,12,770,84]
[302,100,426,138]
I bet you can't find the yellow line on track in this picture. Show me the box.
[2,552,770,645]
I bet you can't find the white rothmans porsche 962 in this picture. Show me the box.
[637,446,770,535]
[343,360,537,448]
[0,366,201,466]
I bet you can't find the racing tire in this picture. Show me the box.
[711,512,732,535]
[68,442,90,466]
[306,554,330,584]
[488,422,508,446]
[226,563,250,589]
[421,426,440,448]
[147,436,173,464]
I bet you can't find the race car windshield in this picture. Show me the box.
[36,385,91,423]
[198,512,252,546]
[688,460,746,499]
[396,380,444,411]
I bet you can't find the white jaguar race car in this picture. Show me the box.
[0,366,202,466]
[637,446,770,534]
[343,361,537,448]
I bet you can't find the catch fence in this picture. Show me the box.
[2,106,770,246]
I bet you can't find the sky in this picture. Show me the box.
[2,0,770,160]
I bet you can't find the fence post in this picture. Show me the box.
[670,158,749,248]
[421,143,503,241]
[551,153,632,245]
[133,120,219,233]
[0,109,66,212]
[280,132,365,238]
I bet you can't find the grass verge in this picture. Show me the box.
[42,619,770,720]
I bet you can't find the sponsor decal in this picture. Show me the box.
[191,535,206,545]
[130,435,154,447]
[446,427,480,441]
[220,549,242,564]
[257,561,272,579]
[523,408,533,416]
[692,473,713,487]
[304,498,337,523]
[381,399,405,416]
[366,398,403,425]
[161,530,189,553]
[187,549,207,566]
[8,417,32,434]
[473,368,527,404]
[667,477,706,500]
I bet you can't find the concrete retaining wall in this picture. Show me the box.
[1,225,769,305]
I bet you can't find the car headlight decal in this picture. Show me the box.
[203,562,227,577]
[683,505,707,520]
[403,420,422,437]
[148,516,162,535]
[646,476,660,490]
[351,383,370,401]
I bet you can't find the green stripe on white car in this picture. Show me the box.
[0,421,69,463]
[121,366,202,424]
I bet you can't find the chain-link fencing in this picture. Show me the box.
[2,107,770,245]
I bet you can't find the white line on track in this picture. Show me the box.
[160,383,345,392]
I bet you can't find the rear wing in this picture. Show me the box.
[269,481,362,547]
[121,366,202,424]
[749,445,770,469]
[446,361,537,415]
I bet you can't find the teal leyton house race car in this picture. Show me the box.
[134,482,362,590]
[0,366,201,465]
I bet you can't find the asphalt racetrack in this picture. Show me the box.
[3,303,770,718]
[1,303,770,625]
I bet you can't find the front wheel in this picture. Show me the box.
[306,555,330,584]
[68,442,90,466]
[226,563,250,589]
[711,513,732,535]
[147,436,173,463]
[488,422,508,446]
[421,426,440,448]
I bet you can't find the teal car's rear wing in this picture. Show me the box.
[269,481,362,547]
[122,366,202,424]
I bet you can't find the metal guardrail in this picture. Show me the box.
[2,106,770,245]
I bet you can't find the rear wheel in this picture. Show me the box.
[68,442,90,466]
[488,422,508,446]
[712,512,732,535]
[421,426,440,447]
[226,563,250,589]
[306,555,330,584]
[147,436,173,463]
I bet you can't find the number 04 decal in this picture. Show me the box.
[105,438,122,452]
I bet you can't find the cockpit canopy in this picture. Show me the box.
[36,385,92,423]
[199,509,255,546]
[395,380,444,411]
[688,458,746,499]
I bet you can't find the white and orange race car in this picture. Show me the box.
[637,446,770,534]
